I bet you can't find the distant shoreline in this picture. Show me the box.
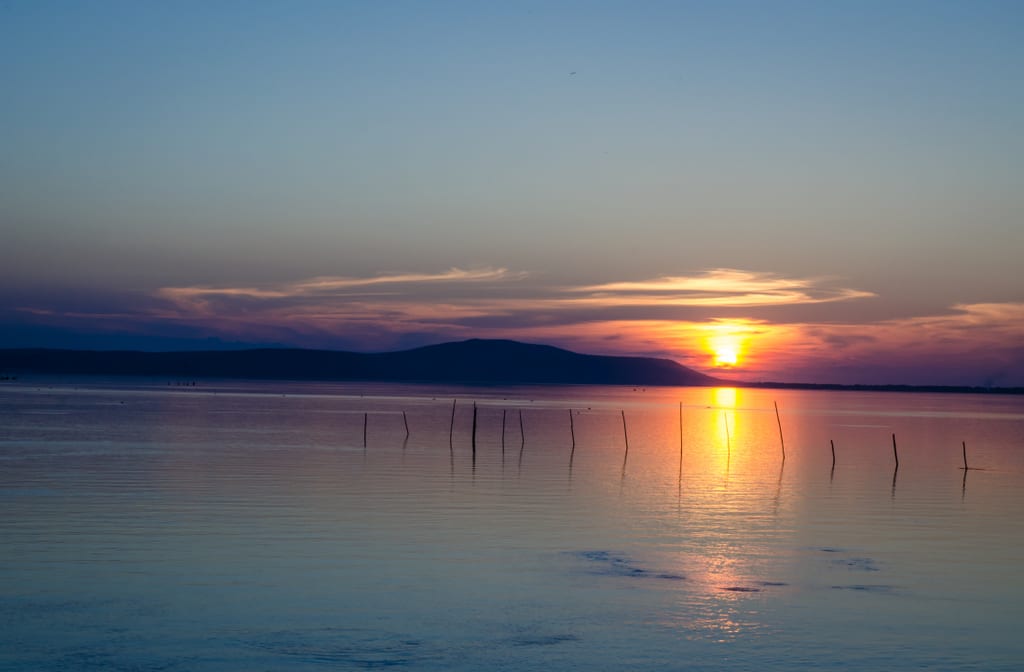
[735,381,1024,395]
[2,374,1021,396]
[1,342,1021,396]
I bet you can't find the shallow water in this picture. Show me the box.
[1,379,1023,670]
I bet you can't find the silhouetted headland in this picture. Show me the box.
[1,339,1020,393]
[0,339,719,387]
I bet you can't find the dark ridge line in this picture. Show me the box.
[0,339,720,388]
[1,339,1020,394]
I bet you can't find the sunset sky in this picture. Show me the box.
[2,1,1022,385]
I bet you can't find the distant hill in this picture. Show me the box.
[0,339,721,387]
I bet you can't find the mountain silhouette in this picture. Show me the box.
[0,339,720,386]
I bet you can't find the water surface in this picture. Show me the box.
[2,380,1022,670]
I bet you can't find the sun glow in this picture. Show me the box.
[713,343,740,367]
[689,318,780,372]
[707,329,746,368]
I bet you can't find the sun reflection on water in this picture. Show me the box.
[711,387,737,408]
[639,387,799,643]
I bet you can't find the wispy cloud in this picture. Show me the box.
[569,269,874,308]
[155,267,523,316]
[289,268,521,292]
[154,267,870,314]
[158,267,519,301]
[18,266,878,344]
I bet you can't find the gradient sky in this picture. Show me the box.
[2,1,1022,385]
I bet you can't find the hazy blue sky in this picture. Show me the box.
[2,1,1022,385]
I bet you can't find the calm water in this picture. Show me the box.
[2,379,1023,671]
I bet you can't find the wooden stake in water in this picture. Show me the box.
[568,410,576,469]
[962,441,968,470]
[449,399,457,449]
[621,410,630,462]
[831,439,836,469]
[678,401,683,467]
[402,410,410,438]
[774,401,786,462]
[618,410,630,477]
[892,433,899,470]
[471,402,478,456]
[501,409,507,455]
[518,409,526,468]
[723,411,731,454]
[363,412,368,447]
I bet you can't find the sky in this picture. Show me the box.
[2,1,1023,386]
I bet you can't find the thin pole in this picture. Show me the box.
[402,410,410,438]
[363,412,368,447]
[678,401,683,467]
[621,410,630,461]
[723,411,730,453]
[471,402,478,456]
[892,433,899,470]
[501,409,507,455]
[678,401,684,488]
[829,439,835,484]
[568,410,576,471]
[518,409,526,468]
[774,401,786,462]
[449,399,457,449]
[962,441,968,470]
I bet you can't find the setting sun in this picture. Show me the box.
[713,343,739,367]
[693,318,782,371]
[707,326,747,369]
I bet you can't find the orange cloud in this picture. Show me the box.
[724,303,1024,384]
[569,269,874,307]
